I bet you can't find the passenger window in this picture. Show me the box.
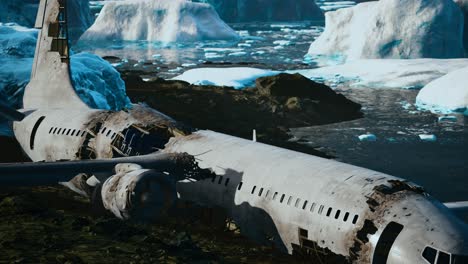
[218,176,223,184]
[70,129,76,136]
[352,215,359,224]
[437,251,451,264]
[251,186,257,194]
[265,190,270,198]
[302,200,308,210]
[287,196,293,205]
[225,178,230,186]
[106,130,112,137]
[422,247,437,264]
[101,127,107,134]
[318,205,324,215]
[81,131,87,137]
[273,192,278,200]
[258,188,264,196]
[53,127,58,134]
[237,182,243,190]
[326,207,333,217]
[57,128,62,134]
[295,198,300,208]
[62,129,66,135]
[49,127,54,134]
[310,203,316,212]
[111,132,117,139]
[66,129,71,135]
[335,210,341,219]
[75,130,81,136]
[343,212,350,222]
[280,194,285,203]
[211,175,216,183]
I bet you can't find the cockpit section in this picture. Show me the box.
[422,246,468,264]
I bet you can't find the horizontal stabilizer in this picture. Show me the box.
[0,102,25,122]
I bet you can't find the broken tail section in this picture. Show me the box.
[23,0,88,110]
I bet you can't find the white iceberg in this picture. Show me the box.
[193,0,324,22]
[416,67,468,115]
[291,59,468,89]
[308,0,465,61]
[80,0,239,43]
[0,23,130,111]
[173,67,279,89]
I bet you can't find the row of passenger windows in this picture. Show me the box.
[210,175,359,225]
[47,126,118,139]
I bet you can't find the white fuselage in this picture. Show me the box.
[13,106,468,264]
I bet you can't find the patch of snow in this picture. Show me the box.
[172,67,279,89]
[308,0,465,61]
[80,0,239,43]
[416,67,468,115]
[290,59,468,89]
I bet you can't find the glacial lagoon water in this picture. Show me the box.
[76,20,468,203]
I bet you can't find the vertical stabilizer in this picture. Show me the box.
[24,0,88,110]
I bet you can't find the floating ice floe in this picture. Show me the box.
[308,0,465,61]
[80,0,239,43]
[438,116,458,122]
[416,67,468,115]
[419,134,437,142]
[173,67,279,89]
[358,133,377,142]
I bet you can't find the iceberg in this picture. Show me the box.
[172,67,279,89]
[308,0,465,61]
[0,23,130,111]
[193,0,324,22]
[455,0,468,54]
[0,0,93,41]
[80,0,239,43]
[416,67,468,115]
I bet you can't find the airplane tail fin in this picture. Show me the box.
[23,0,88,110]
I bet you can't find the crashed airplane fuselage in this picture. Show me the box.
[2,0,468,263]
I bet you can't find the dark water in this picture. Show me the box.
[291,88,468,202]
